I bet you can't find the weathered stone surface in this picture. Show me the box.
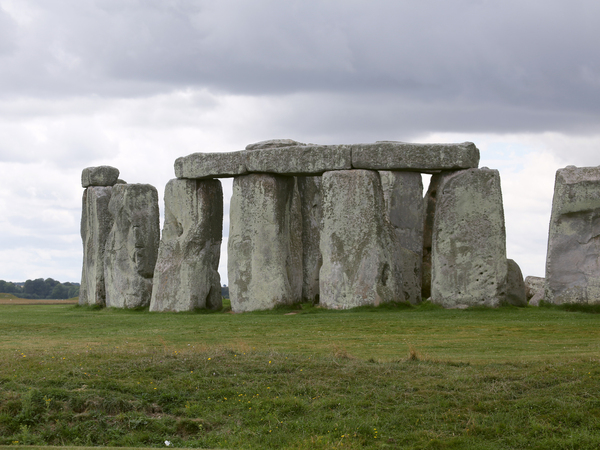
[529,290,544,306]
[380,171,424,303]
[228,174,302,312]
[150,179,223,312]
[246,139,306,150]
[545,165,600,304]
[506,259,527,306]
[79,186,113,306]
[525,276,545,300]
[82,166,120,187]
[421,173,445,299]
[431,168,508,308]
[351,142,480,172]
[320,170,403,309]
[175,151,247,179]
[245,145,352,175]
[297,176,322,303]
[104,184,160,308]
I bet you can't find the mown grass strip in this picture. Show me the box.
[1,303,600,449]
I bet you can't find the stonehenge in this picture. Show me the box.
[86,138,600,312]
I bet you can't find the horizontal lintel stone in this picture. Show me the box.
[174,151,247,179]
[174,140,480,179]
[351,141,480,171]
[245,145,352,175]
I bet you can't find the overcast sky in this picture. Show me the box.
[1,0,599,285]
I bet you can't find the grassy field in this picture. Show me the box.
[1,301,600,449]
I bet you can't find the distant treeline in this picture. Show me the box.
[0,278,80,299]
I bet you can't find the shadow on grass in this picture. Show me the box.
[539,300,600,314]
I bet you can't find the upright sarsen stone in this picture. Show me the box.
[228,174,302,312]
[297,176,322,303]
[431,168,508,308]
[545,165,600,304]
[380,171,424,304]
[150,179,223,312]
[104,184,160,308]
[320,170,403,309]
[79,186,113,306]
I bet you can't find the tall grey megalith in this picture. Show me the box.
[431,168,508,308]
[104,184,160,308]
[228,174,302,312]
[79,186,114,306]
[545,165,600,304]
[297,176,323,303]
[380,171,424,304]
[320,170,403,309]
[150,179,223,312]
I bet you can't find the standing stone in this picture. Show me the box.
[545,165,600,304]
[104,184,160,308]
[79,186,113,306]
[228,174,302,312]
[320,170,403,309]
[297,176,322,303]
[431,168,508,308]
[421,173,444,299]
[150,179,223,312]
[380,171,424,304]
[505,259,527,306]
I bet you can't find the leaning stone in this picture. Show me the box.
[545,165,600,304]
[525,276,545,300]
[431,168,508,308]
[245,139,306,150]
[81,166,120,187]
[380,171,424,303]
[104,184,160,308]
[506,259,527,306]
[79,186,113,306]
[228,174,302,312]
[150,179,223,312]
[320,170,403,309]
[297,176,322,303]
[174,151,247,179]
[421,173,445,299]
[245,144,352,175]
[351,141,480,172]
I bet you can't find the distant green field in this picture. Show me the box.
[1,303,600,449]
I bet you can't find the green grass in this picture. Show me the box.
[1,302,600,449]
